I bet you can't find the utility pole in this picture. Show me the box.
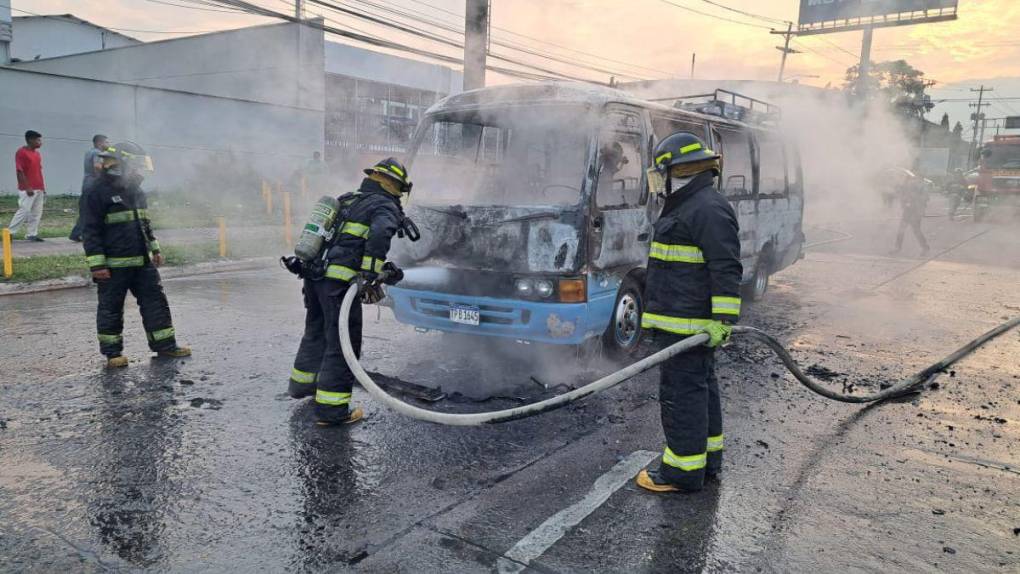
[774,23,800,83]
[295,0,304,19]
[463,0,490,90]
[690,53,696,80]
[857,26,874,99]
[969,85,993,166]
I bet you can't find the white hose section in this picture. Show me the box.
[339,282,709,426]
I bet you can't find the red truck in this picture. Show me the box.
[973,135,1020,221]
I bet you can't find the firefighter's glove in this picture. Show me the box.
[701,321,732,348]
[281,256,304,277]
[360,282,386,305]
[381,262,404,286]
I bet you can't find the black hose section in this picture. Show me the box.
[732,316,1020,403]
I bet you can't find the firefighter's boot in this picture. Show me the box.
[636,468,694,494]
[157,345,192,358]
[106,355,129,368]
[315,406,364,427]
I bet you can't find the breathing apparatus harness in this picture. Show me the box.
[281,190,420,283]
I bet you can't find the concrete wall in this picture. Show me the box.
[325,41,462,95]
[0,67,323,195]
[11,16,139,62]
[11,22,324,111]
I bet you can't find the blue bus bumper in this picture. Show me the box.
[387,287,603,345]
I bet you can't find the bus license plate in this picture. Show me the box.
[450,306,480,326]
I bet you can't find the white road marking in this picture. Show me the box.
[496,450,658,574]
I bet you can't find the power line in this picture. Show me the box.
[305,0,650,80]
[792,39,854,68]
[206,0,603,83]
[5,3,226,33]
[345,0,664,77]
[656,0,775,30]
[811,36,859,59]
[696,0,790,26]
[143,0,249,12]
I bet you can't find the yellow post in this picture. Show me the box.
[300,175,308,200]
[217,217,227,257]
[283,192,293,248]
[266,184,273,214]
[2,228,12,278]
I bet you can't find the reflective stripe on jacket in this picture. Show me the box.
[81,174,159,271]
[643,172,743,332]
[322,178,403,282]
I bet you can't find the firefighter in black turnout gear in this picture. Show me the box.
[286,158,410,426]
[82,142,190,368]
[636,132,743,493]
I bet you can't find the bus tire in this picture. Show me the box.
[745,256,770,302]
[603,276,644,359]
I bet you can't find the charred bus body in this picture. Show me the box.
[387,84,804,356]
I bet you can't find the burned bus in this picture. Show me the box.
[387,84,804,357]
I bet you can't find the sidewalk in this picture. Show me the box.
[1,225,284,261]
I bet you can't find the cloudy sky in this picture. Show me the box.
[14,1,1020,122]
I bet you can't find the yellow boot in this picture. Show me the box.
[106,356,129,368]
[315,406,364,427]
[157,346,192,358]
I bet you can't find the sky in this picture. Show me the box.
[13,0,1020,126]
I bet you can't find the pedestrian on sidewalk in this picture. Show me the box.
[69,134,109,242]
[10,130,46,242]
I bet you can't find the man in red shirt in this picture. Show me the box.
[11,130,46,242]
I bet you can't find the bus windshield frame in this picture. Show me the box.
[406,104,596,208]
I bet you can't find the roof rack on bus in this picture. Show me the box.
[649,89,781,126]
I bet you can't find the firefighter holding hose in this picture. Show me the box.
[637,132,742,493]
[283,158,410,427]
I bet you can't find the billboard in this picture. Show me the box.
[1006,117,1020,130]
[798,0,958,34]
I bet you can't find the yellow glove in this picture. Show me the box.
[702,321,732,348]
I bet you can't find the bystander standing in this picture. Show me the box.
[10,130,46,242]
[69,134,109,242]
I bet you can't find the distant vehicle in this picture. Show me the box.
[387,84,804,357]
[974,135,1020,221]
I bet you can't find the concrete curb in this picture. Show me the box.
[0,257,275,297]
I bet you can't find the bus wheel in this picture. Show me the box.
[746,259,770,302]
[603,277,643,359]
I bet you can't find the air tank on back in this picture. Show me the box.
[295,195,341,261]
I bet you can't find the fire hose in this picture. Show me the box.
[339,281,1020,426]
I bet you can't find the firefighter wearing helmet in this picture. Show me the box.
[283,157,411,426]
[81,142,190,367]
[636,132,743,493]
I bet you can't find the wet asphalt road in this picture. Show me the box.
[1,216,1018,573]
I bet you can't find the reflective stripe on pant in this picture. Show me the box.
[292,278,362,422]
[656,338,722,490]
[96,266,176,356]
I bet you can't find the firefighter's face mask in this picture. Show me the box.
[102,153,154,184]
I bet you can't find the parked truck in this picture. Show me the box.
[973,135,1020,221]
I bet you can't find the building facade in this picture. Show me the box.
[11,15,139,62]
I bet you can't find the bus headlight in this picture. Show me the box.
[534,279,554,298]
[514,278,533,296]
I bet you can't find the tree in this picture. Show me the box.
[941,113,950,130]
[843,60,934,117]
[953,122,964,138]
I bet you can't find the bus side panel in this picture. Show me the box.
[732,198,759,283]
[585,271,625,340]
